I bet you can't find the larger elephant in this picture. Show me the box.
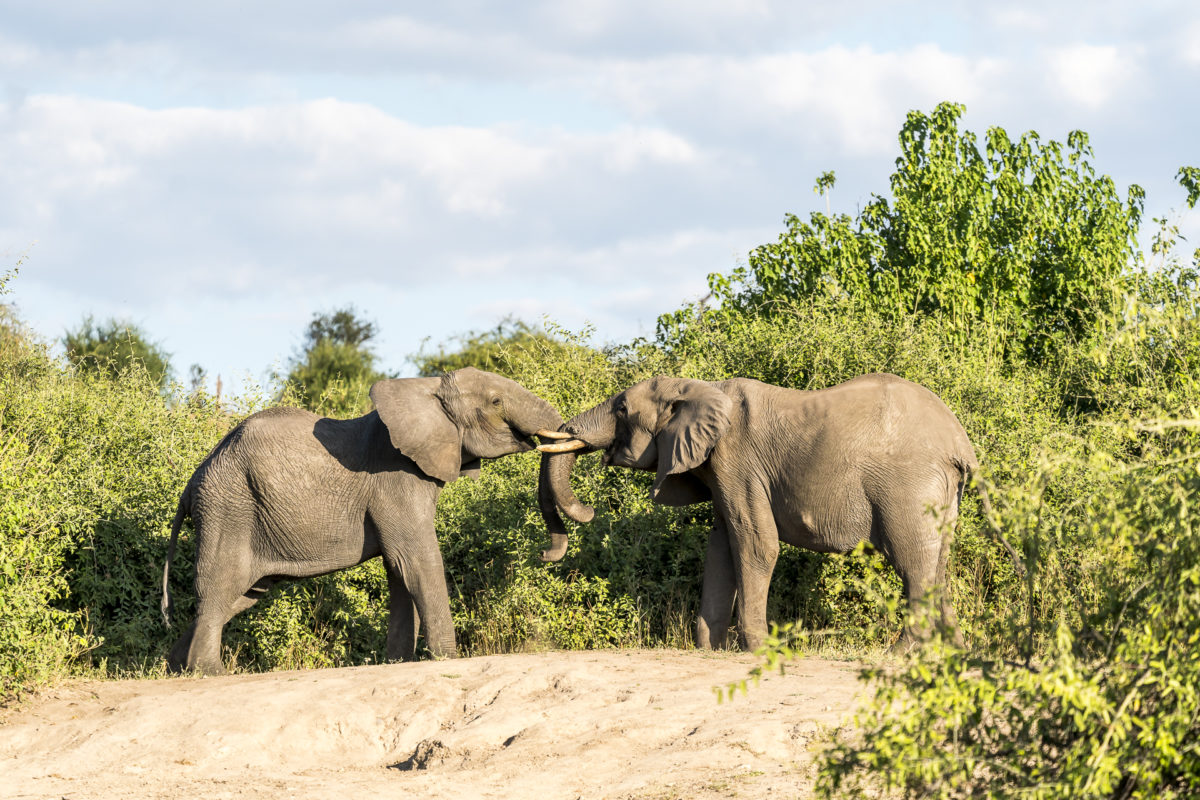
[162,367,566,675]
[537,373,1020,651]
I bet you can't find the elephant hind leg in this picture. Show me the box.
[935,521,964,647]
[183,577,275,675]
[167,623,196,673]
[875,500,958,651]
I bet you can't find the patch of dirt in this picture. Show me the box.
[0,649,864,799]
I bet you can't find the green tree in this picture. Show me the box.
[412,317,567,378]
[285,306,387,416]
[706,102,1145,359]
[62,316,172,389]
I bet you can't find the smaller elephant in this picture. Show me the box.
[538,373,1020,651]
[162,367,566,674]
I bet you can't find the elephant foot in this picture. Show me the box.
[695,621,733,650]
[736,630,766,654]
[166,627,195,674]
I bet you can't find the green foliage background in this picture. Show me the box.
[62,316,174,389]
[2,102,1199,795]
[282,306,389,417]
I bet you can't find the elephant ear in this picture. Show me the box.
[370,377,462,483]
[651,380,731,503]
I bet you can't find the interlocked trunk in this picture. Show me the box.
[536,398,616,561]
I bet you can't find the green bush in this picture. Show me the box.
[705,101,1145,362]
[63,315,173,389]
[283,307,388,417]
[815,433,1200,799]
[0,306,228,693]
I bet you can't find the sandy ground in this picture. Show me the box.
[0,649,865,800]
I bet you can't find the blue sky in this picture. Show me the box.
[2,2,1198,390]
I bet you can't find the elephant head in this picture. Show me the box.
[536,377,731,561]
[370,367,566,483]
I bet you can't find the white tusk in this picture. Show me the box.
[535,429,573,440]
[536,439,588,453]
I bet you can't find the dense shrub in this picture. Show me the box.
[283,307,389,417]
[0,275,227,693]
[815,432,1200,799]
[63,316,174,389]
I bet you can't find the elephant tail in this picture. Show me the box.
[956,457,1025,578]
[161,487,191,627]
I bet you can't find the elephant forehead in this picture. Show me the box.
[628,380,664,406]
[449,367,523,397]
[623,385,663,424]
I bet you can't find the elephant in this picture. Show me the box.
[536,373,1021,652]
[161,367,567,675]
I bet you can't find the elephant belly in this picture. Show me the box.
[255,506,377,572]
[248,472,378,574]
[772,489,871,555]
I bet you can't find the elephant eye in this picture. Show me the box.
[491,396,502,406]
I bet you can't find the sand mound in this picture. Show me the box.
[1,649,863,799]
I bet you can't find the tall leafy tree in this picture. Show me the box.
[704,102,1145,359]
[286,306,388,416]
[63,316,172,389]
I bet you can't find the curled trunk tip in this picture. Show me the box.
[541,532,569,562]
[562,499,594,523]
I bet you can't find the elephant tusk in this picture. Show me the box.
[535,429,573,440]
[537,439,588,453]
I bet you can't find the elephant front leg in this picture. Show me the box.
[721,497,780,652]
[376,500,458,661]
[696,520,737,649]
[385,567,421,662]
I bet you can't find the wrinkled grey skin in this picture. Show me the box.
[541,373,1019,651]
[162,367,564,675]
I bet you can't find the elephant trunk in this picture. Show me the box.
[508,392,567,443]
[538,453,571,561]
[536,399,617,561]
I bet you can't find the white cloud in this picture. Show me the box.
[1047,44,1137,110]
[0,93,739,326]
[587,44,1004,156]
[1181,21,1200,66]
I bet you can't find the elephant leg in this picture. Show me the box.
[876,503,948,652]
[167,622,196,672]
[936,508,964,648]
[374,501,457,660]
[385,565,421,662]
[184,563,271,675]
[720,495,780,652]
[186,588,270,675]
[696,519,737,649]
